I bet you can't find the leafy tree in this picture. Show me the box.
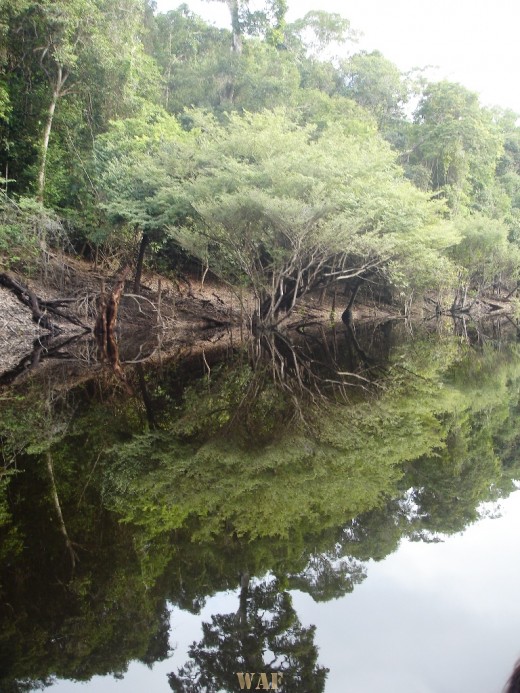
[340,50,409,131]
[204,0,288,53]
[93,104,190,291]
[448,214,520,301]
[409,81,504,214]
[1,0,158,205]
[229,40,301,112]
[493,108,520,243]
[151,4,298,112]
[253,0,288,48]
[285,10,354,59]
[149,7,231,113]
[160,107,457,323]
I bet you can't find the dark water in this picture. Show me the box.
[1,319,520,693]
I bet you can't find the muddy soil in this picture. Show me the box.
[0,254,250,380]
[1,253,513,384]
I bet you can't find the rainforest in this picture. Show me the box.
[1,2,520,692]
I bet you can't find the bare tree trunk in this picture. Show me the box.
[133,232,149,294]
[37,66,68,202]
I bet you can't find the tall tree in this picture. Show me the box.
[409,81,504,214]
[3,0,154,202]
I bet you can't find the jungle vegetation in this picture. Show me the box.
[1,0,520,321]
[2,6,520,689]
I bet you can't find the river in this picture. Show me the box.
[1,318,519,692]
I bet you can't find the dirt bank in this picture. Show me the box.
[1,254,515,384]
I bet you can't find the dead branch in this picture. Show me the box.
[0,272,62,334]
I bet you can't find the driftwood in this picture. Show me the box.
[0,272,91,333]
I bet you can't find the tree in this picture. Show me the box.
[149,7,231,113]
[2,0,156,203]
[493,108,520,243]
[94,105,190,292]
[161,107,457,324]
[204,0,288,52]
[286,10,354,58]
[447,214,520,306]
[340,50,409,130]
[409,81,504,214]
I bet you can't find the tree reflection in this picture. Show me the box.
[168,575,328,693]
[287,549,366,602]
[2,320,520,689]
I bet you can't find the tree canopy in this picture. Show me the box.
[1,0,520,313]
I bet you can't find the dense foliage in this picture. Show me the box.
[1,0,520,317]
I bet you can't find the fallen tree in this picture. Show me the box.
[0,272,91,334]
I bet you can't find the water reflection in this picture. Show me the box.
[1,319,520,691]
[169,574,328,692]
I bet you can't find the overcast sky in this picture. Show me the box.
[154,0,520,114]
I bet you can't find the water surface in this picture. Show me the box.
[1,319,519,692]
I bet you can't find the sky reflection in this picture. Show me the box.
[46,490,520,693]
[292,489,520,693]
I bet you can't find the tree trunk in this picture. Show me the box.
[341,277,364,324]
[227,0,243,54]
[37,66,68,202]
[133,232,149,294]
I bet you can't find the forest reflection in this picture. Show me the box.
[1,318,520,692]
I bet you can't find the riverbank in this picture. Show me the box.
[0,254,516,382]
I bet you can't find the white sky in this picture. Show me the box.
[155,0,520,114]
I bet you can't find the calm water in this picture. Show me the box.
[1,319,519,692]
